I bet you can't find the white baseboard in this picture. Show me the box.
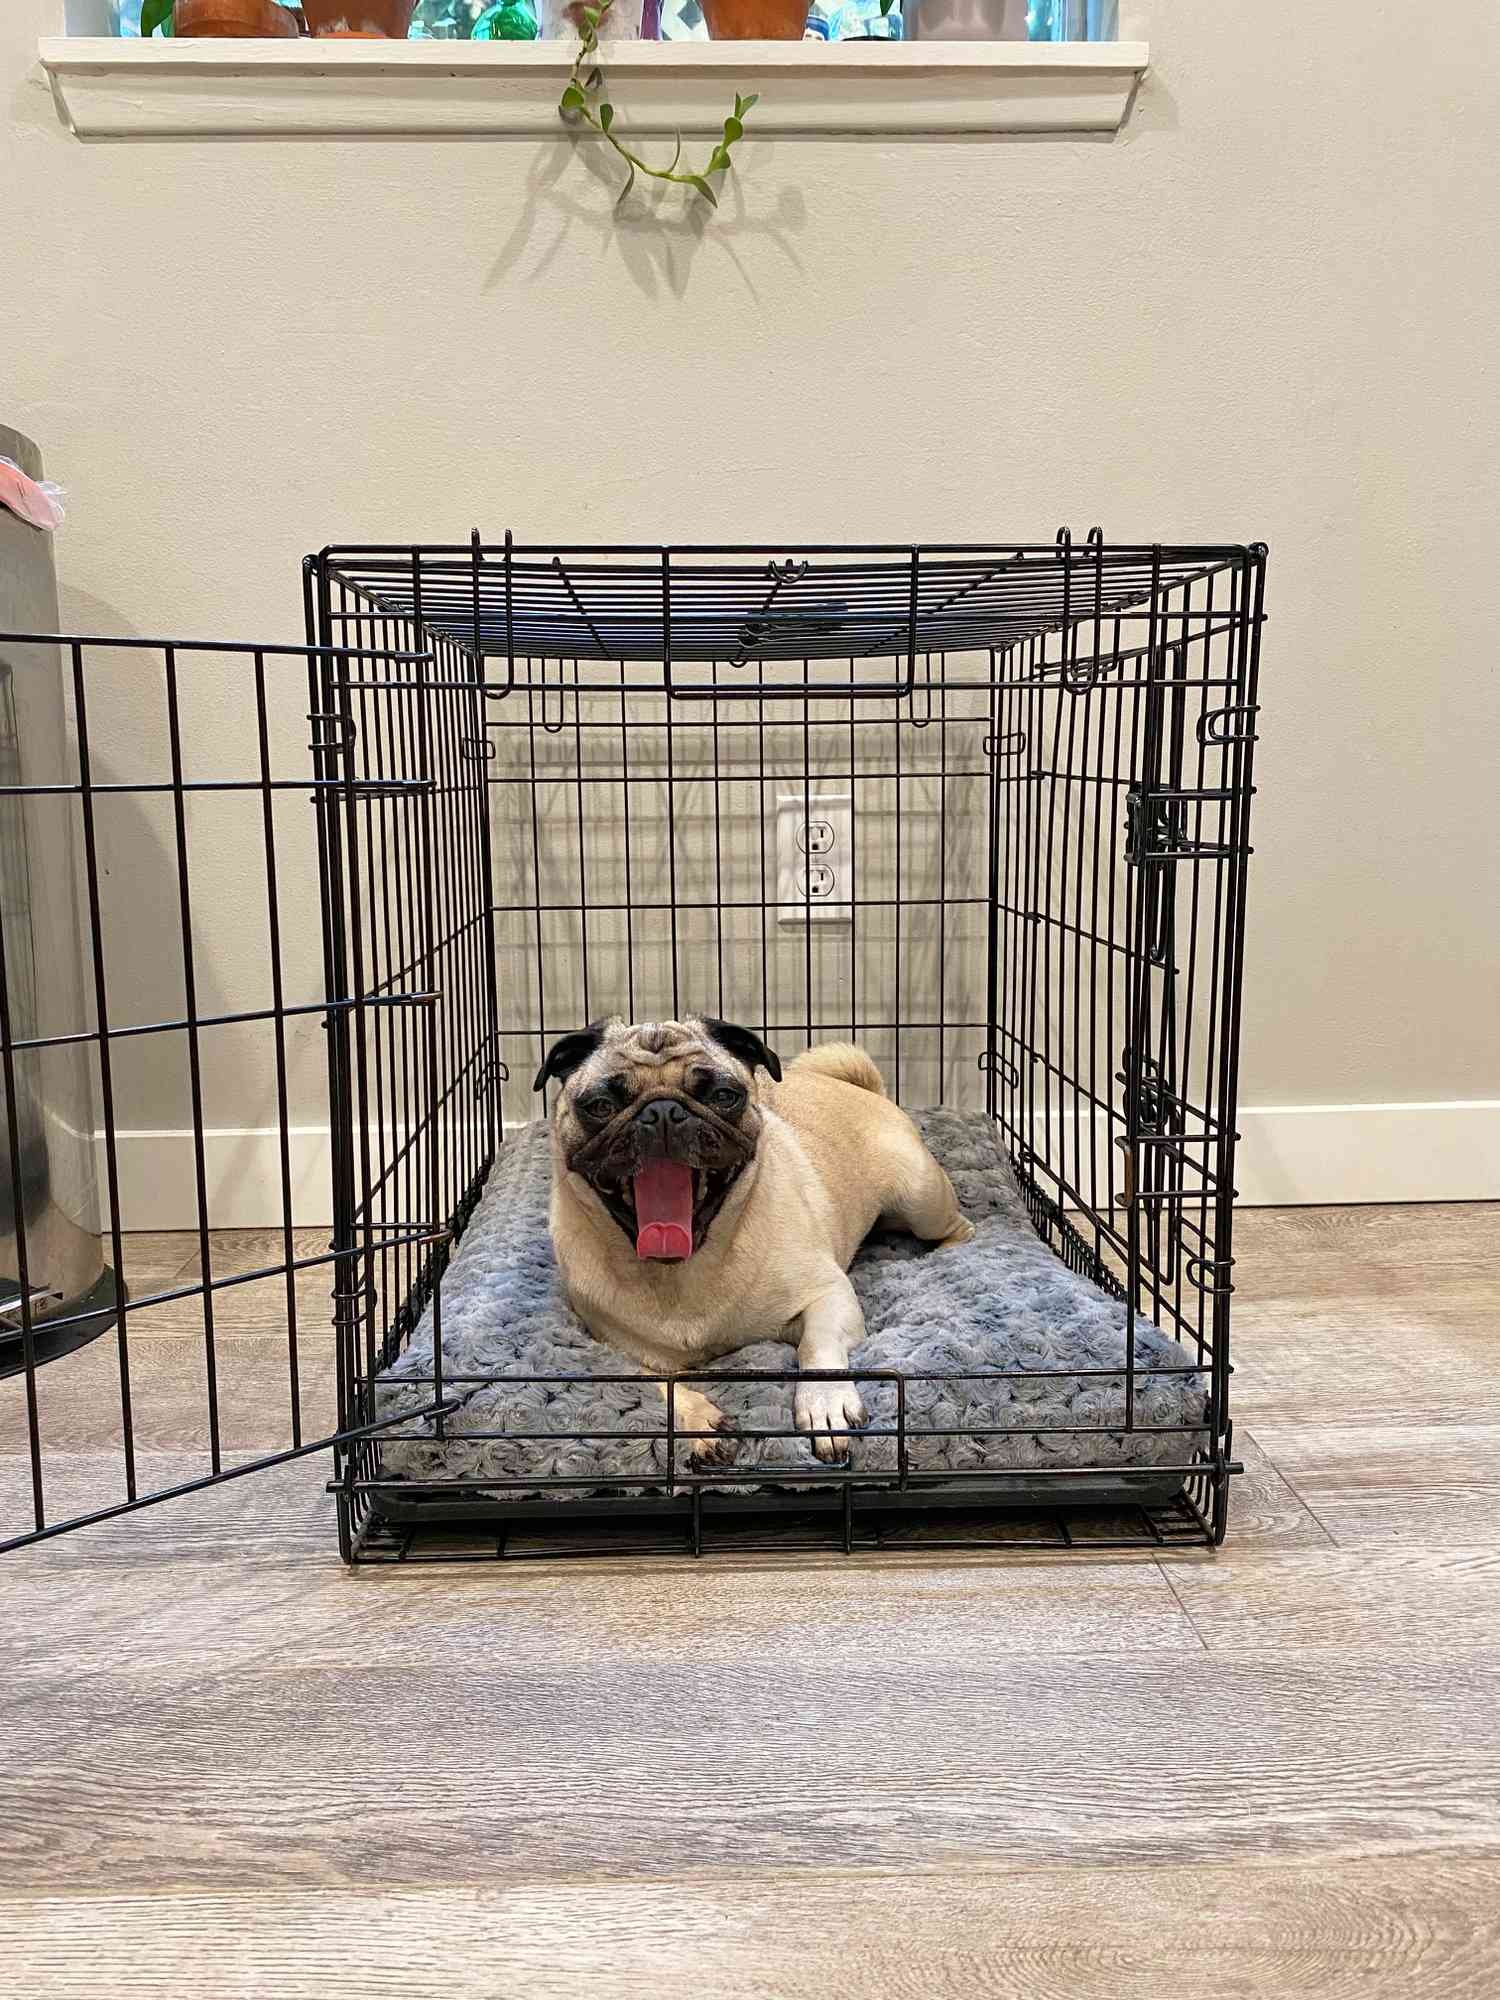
[89,1100,1500,1231]
[1236,1100,1500,1208]
[103,1126,336,1233]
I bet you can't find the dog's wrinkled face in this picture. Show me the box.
[535,1015,780,1262]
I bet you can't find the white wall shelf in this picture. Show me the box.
[39,36,1148,140]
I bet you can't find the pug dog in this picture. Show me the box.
[535,1015,974,1463]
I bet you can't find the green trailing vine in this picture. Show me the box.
[559,1,755,209]
[139,0,175,31]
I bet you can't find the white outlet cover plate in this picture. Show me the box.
[776,792,853,926]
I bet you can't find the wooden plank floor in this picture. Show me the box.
[2,1203,1498,1998]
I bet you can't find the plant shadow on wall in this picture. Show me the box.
[486,0,807,298]
[485,135,808,304]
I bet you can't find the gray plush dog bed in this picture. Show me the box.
[371,1109,1208,1510]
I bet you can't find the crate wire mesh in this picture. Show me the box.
[0,535,1265,1563]
[314,535,1266,1560]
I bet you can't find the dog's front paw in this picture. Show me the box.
[673,1387,738,1468]
[794,1379,868,1464]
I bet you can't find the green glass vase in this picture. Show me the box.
[472,0,539,34]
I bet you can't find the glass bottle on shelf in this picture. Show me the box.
[658,0,708,37]
[1028,0,1117,36]
[411,0,482,32]
[472,0,539,30]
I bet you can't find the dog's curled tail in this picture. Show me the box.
[788,1042,887,1097]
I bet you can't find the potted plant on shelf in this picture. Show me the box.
[143,0,301,31]
[698,0,805,33]
[302,0,418,29]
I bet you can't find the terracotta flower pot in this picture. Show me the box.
[700,0,806,34]
[173,0,300,32]
[301,0,417,31]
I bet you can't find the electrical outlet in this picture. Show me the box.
[777,792,852,925]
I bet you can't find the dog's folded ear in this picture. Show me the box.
[533,1022,607,1094]
[702,1017,783,1082]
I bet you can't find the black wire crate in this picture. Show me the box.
[0,534,1265,1563]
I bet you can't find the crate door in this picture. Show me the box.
[0,626,488,1558]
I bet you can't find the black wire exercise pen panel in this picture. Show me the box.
[0,535,1264,1563]
[0,630,454,1554]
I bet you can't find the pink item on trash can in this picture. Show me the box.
[0,457,66,532]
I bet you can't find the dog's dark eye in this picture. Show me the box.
[709,1084,745,1112]
[577,1090,617,1125]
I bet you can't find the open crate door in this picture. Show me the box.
[0,617,494,1557]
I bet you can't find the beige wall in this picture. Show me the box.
[3,0,1498,1213]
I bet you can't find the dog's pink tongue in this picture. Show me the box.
[633,1158,694,1261]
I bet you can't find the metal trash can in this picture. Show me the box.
[0,423,118,1376]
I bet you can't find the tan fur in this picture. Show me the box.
[787,1042,887,1097]
[547,1018,974,1463]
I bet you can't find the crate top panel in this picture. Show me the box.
[314,542,1258,667]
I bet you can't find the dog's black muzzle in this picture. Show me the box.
[571,1091,753,1184]
[567,1086,756,1231]
[630,1096,710,1163]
